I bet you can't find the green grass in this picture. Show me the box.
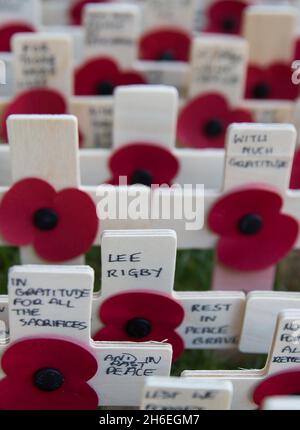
[1,247,299,374]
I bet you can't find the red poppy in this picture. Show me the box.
[208,185,299,271]
[0,338,98,410]
[139,28,191,62]
[294,38,300,63]
[245,63,299,100]
[0,178,98,262]
[0,22,35,52]
[69,0,110,25]
[290,149,300,189]
[108,143,179,186]
[1,88,67,142]
[177,93,253,149]
[205,0,248,35]
[253,369,300,408]
[75,57,146,96]
[94,291,185,361]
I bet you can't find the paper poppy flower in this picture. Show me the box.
[94,291,185,361]
[177,93,253,149]
[0,338,98,410]
[1,88,67,142]
[139,28,191,62]
[205,0,248,34]
[75,57,146,96]
[245,63,299,100]
[290,149,300,189]
[0,178,98,262]
[253,369,300,408]
[108,143,179,186]
[69,0,110,25]
[0,22,35,52]
[208,185,299,271]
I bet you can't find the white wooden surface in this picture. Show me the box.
[0,296,8,342]
[0,0,41,29]
[242,4,298,66]
[8,115,79,188]
[8,265,94,343]
[239,291,300,353]
[120,0,196,33]
[241,100,294,126]
[182,310,300,410]
[99,230,177,299]
[83,3,141,69]
[263,396,300,410]
[134,61,190,97]
[12,33,73,98]
[70,97,114,148]
[113,85,178,149]
[223,123,297,193]
[41,0,72,25]
[140,377,233,410]
[188,35,248,105]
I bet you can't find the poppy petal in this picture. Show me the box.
[216,213,299,271]
[253,370,300,407]
[205,0,248,35]
[34,188,98,262]
[177,93,253,149]
[0,178,56,245]
[1,89,67,142]
[245,63,299,100]
[0,338,98,410]
[94,291,184,360]
[290,149,300,189]
[75,57,145,96]
[208,185,283,236]
[0,22,35,52]
[208,186,299,271]
[118,72,146,86]
[140,28,191,62]
[75,57,119,96]
[109,143,179,185]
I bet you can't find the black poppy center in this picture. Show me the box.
[222,17,237,33]
[96,80,115,96]
[125,318,152,339]
[34,367,64,392]
[33,208,59,231]
[204,119,225,138]
[130,169,153,187]
[252,82,271,99]
[158,50,177,62]
[238,213,263,235]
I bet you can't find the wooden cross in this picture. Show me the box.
[183,309,300,409]
[71,3,141,148]
[0,264,172,407]
[242,4,297,124]
[7,115,81,264]
[140,376,233,410]
[212,122,297,292]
